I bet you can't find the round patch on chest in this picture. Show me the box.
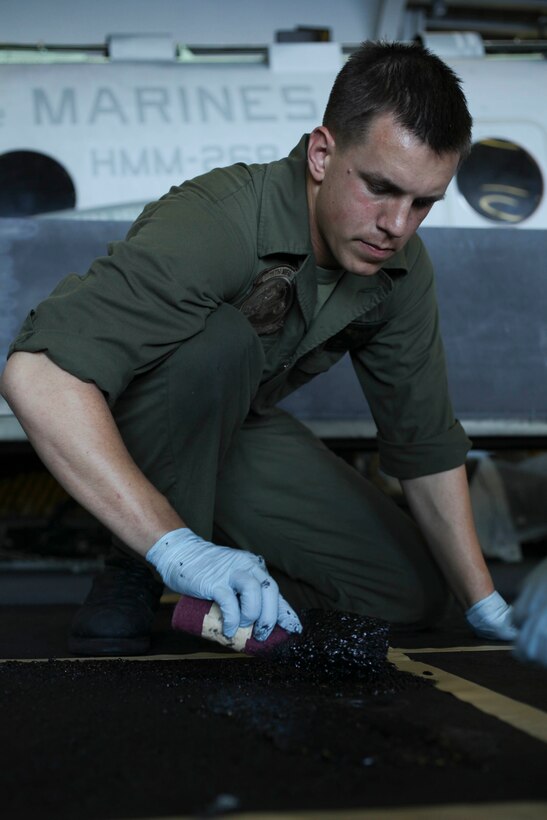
[239,265,296,335]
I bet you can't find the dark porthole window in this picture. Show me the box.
[456,138,543,224]
[0,150,76,216]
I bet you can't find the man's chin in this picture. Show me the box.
[325,244,386,276]
[346,259,383,277]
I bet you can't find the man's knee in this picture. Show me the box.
[328,550,450,629]
[116,303,265,428]
[169,303,264,401]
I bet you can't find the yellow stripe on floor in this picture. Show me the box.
[389,649,547,744]
[395,645,514,654]
[0,644,515,664]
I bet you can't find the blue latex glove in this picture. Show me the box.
[465,590,517,641]
[512,559,547,668]
[146,527,302,641]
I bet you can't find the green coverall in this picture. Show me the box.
[9,136,471,625]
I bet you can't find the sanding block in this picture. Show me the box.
[171,595,293,655]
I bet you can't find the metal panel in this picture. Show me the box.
[1,218,546,440]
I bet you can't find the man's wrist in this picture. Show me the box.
[465,590,517,641]
[146,527,196,580]
[463,581,495,610]
[147,527,192,558]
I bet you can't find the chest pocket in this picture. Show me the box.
[324,320,386,353]
[238,264,297,335]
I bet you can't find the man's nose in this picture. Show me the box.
[377,198,412,238]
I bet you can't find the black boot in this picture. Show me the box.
[69,553,164,656]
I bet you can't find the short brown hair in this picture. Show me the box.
[323,40,472,158]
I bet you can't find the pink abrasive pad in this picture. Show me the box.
[171,595,292,655]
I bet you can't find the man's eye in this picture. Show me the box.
[367,182,386,195]
[414,199,433,209]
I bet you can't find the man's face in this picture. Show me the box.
[306,112,460,276]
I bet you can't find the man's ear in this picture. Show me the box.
[307,126,335,183]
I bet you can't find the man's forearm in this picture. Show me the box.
[401,464,494,609]
[1,352,184,555]
[1,352,303,640]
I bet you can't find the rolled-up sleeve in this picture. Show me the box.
[352,236,471,478]
[9,184,256,405]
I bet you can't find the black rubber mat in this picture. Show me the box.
[1,604,546,819]
[1,655,546,820]
[406,649,547,711]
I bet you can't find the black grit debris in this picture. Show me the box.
[2,610,545,820]
[261,609,392,675]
